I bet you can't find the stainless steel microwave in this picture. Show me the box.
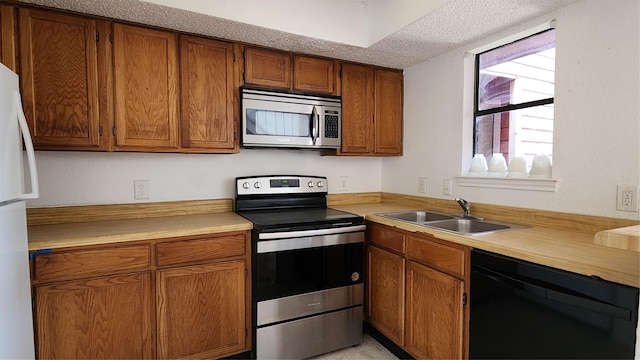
[240,87,341,149]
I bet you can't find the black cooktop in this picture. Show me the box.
[236,207,364,232]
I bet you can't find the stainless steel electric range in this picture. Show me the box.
[234,175,365,360]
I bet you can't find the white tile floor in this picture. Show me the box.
[309,334,399,360]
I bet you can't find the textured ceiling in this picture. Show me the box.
[17,0,582,69]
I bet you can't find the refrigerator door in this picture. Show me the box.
[0,63,38,204]
[0,63,38,358]
[0,201,35,359]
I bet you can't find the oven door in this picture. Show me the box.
[254,226,365,324]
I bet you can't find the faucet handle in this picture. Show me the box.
[454,197,471,216]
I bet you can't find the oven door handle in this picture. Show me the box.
[257,225,365,253]
[258,225,366,240]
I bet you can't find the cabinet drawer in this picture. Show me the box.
[34,245,150,283]
[156,233,246,267]
[368,223,405,254]
[406,235,466,277]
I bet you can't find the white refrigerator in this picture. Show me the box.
[0,63,39,359]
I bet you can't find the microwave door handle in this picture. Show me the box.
[311,106,319,145]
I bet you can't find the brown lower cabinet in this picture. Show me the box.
[366,221,470,359]
[31,231,251,359]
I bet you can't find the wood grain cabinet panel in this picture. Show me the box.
[35,272,153,359]
[156,260,246,359]
[244,47,291,89]
[374,69,403,155]
[179,35,237,152]
[407,234,466,278]
[366,222,469,359]
[0,5,15,70]
[340,63,374,154]
[340,65,403,156]
[367,222,406,254]
[156,233,245,267]
[33,245,150,283]
[293,55,337,95]
[19,9,105,149]
[366,244,405,346]
[406,261,464,360]
[113,23,179,149]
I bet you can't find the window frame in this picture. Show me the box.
[472,28,556,162]
[456,21,559,192]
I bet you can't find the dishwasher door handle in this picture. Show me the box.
[473,265,632,321]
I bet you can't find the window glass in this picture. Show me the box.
[475,29,555,169]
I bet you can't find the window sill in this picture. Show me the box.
[455,176,558,192]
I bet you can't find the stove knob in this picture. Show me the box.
[254,182,262,189]
[317,181,325,188]
[242,182,250,190]
[307,181,315,188]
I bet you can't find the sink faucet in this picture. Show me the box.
[454,198,484,220]
[455,198,471,217]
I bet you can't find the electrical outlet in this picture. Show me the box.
[418,177,427,193]
[339,176,348,192]
[616,184,638,212]
[443,179,452,195]
[134,180,149,200]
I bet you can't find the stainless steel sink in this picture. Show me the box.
[426,218,511,235]
[376,210,528,235]
[377,210,453,223]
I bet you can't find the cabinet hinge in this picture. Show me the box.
[462,293,467,306]
[233,52,236,62]
[98,125,102,136]
[242,72,246,82]
[242,48,246,60]
[110,32,114,43]
[96,30,99,42]
[112,126,116,137]
[339,69,342,78]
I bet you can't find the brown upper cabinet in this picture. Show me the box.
[179,35,238,153]
[112,23,179,150]
[19,9,108,150]
[244,46,339,95]
[340,64,403,156]
[0,5,16,70]
[293,55,339,95]
[374,68,403,155]
[244,47,291,89]
[13,5,401,155]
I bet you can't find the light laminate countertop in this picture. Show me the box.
[27,202,639,288]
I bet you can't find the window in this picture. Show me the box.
[474,29,556,169]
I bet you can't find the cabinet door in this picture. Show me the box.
[406,261,465,360]
[244,47,291,89]
[367,244,405,345]
[374,68,403,155]
[35,273,153,359]
[293,55,337,95]
[19,9,104,149]
[340,63,374,154]
[0,5,15,70]
[157,260,247,359]
[180,35,237,152]
[113,23,179,149]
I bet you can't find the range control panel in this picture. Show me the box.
[236,175,327,196]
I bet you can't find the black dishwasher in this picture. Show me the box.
[470,249,639,359]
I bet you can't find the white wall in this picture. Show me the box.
[383,0,640,220]
[27,150,381,207]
